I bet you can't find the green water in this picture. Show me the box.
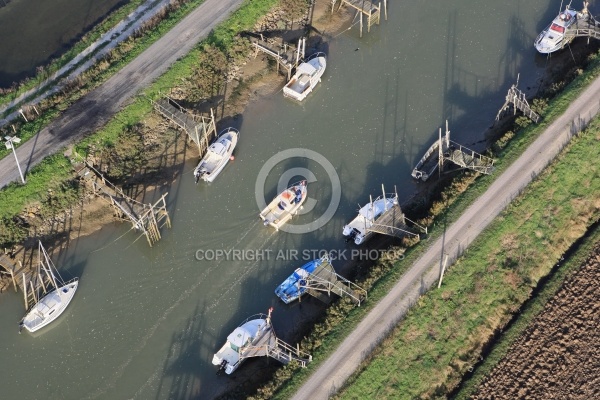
[0,0,566,398]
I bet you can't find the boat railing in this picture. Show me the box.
[305,51,326,62]
[236,313,268,328]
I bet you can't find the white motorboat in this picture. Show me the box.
[534,2,588,54]
[194,127,239,183]
[343,195,397,245]
[212,308,273,374]
[19,242,79,333]
[259,180,307,230]
[283,53,326,101]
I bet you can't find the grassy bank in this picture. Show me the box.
[333,109,599,398]
[0,0,280,246]
[0,0,210,160]
[451,221,600,399]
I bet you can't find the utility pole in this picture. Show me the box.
[4,135,25,184]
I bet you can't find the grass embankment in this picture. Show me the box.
[452,221,600,399]
[246,50,600,400]
[0,0,147,105]
[334,107,600,398]
[0,0,209,161]
[0,0,280,246]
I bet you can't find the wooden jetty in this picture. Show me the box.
[251,36,305,80]
[496,75,541,123]
[412,121,495,182]
[1,249,55,310]
[333,0,388,37]
[238,310,312,367]
[563,2,600,46]
[152,96,217,156]
[299,255,367,306]
[368,189,426,240]
[76,161,171,247]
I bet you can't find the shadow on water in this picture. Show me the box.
[155,301,208,400]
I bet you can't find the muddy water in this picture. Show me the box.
[0,0,128,87]
[0,0,563,398]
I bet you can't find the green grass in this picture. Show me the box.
[334,118,600,399]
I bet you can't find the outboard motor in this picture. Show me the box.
[217,359,228,374]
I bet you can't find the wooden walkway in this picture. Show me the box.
[496,78,541,123]
[251,36,305,80]
[77,162,171,247]
[333,0,387,37]
[412,122,494,181]
[152,97,217,156]
[368,203,415,238]
[301,257,367,306]
[0,251,53,309]
[239,314,312,367]
[564,7,600,44]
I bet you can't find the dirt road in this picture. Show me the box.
[291,77,600,399]
[0,0,244,189]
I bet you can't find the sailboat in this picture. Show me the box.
[19,241,79,333]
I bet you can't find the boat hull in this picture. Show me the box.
[21,279,79,333]
[342,197,397,245]
[194,128,239,183]
[283,55,326,101]
[260,181,307,230]
[274,259,321,303]
[534,8,578,54]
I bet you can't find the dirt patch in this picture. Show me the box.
[471,242,600,400]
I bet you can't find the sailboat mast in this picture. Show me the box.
[39,241,59,291]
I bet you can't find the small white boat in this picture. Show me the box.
[212,308,273,374]
[260,181,307,230]
[534,2,586,54]
[283,53,326,101]
[19,242,79,334]
[343,195,397,245]
[194,127,239,183]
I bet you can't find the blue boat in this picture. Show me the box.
[275,257,324,304]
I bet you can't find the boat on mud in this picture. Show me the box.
[193,127,239,183]
[343,195,398,245]
[259,180,307,230]
[212,308,273,374]
[19,241,79,334]
[534,2,590,54]
[283,53,326,101]
[275,256,328,304]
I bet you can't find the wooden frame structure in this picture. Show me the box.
[496,75,541,123]
[412,121,495,181]
[152,96,217,157]
[77,161,171,247]
[298,255,367,306]
[333,0,388,37]
[251,36,305,80]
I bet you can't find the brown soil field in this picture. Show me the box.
[471,241,600,400]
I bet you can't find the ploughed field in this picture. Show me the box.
[471,242,600,399]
